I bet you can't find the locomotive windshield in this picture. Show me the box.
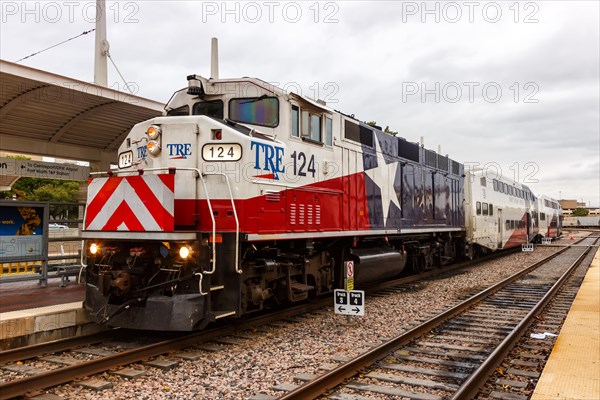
[229,96,279,127]
[193,100,224,119]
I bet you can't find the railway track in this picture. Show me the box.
[276,236,598,400]
[476,245,596,400]
[0,249,522,399]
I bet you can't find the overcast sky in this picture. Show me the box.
[1,1,598,205]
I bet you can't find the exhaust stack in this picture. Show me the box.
[211,37,219,79]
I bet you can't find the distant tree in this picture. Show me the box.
[384,126,398,136]
[572,207,589,217]
[11,178,63,195]
[365,121,399,136]
[1,173,80,219]
[29,181,80,219]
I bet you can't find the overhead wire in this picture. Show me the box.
[107,52,134,94]
[13,27,134,95]
[14,29,95,63]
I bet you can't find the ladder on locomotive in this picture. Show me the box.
[198,171,241,320]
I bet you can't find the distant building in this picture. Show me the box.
[559,199,600,216]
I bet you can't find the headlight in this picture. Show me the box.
[147,140,161,156]
[147,125,161,140]
[179,246,191,259]
[90,243,99,255]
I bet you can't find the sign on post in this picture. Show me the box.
[344,260,354,290]
[334,289,365,316]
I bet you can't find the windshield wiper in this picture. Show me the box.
[240,94,268,104]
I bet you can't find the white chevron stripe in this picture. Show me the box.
[87,179,162,231]
[139,174,174,217]
[87,178,107,204]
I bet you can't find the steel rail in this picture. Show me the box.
[278,242,579,400]
[452,237,599,399]
[0,325,235,399]
[0,329,118,364]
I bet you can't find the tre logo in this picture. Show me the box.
[137,146,147,159]
[251,141,285,179]
[167,143,192,159]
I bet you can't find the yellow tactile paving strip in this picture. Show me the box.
[531,248,600,400]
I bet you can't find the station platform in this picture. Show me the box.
[0,278,92,349]
[531,248,600,400]
[0,278,84,313]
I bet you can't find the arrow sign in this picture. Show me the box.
[1,157,89,181]
[334,289,365,316]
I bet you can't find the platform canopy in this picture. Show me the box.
[0,60,164,168]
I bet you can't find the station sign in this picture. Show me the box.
[334,289,365,316]
[0,157,89,181]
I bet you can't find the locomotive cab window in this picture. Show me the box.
[193,100,223,119]
[301,110,322,142]
[293,104,332,145]
[325,117,333,146]
[291,105,299,137]
[167,105,190,116]
[229,97,279,127]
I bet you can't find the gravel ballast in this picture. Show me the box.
[37,247,563,399]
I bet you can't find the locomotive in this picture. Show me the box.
[81,73,561,331]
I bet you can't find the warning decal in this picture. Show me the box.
[85,174,174,232]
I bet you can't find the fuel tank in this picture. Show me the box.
[350,247,407,284]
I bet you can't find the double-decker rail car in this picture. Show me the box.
[82,75,465,330]
[464,169,543,254]
[537,195,563,240]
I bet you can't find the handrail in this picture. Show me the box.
[203,172,242,274]
[161,167,217,275]
[79,198,90,283]
[194,272,208,295]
